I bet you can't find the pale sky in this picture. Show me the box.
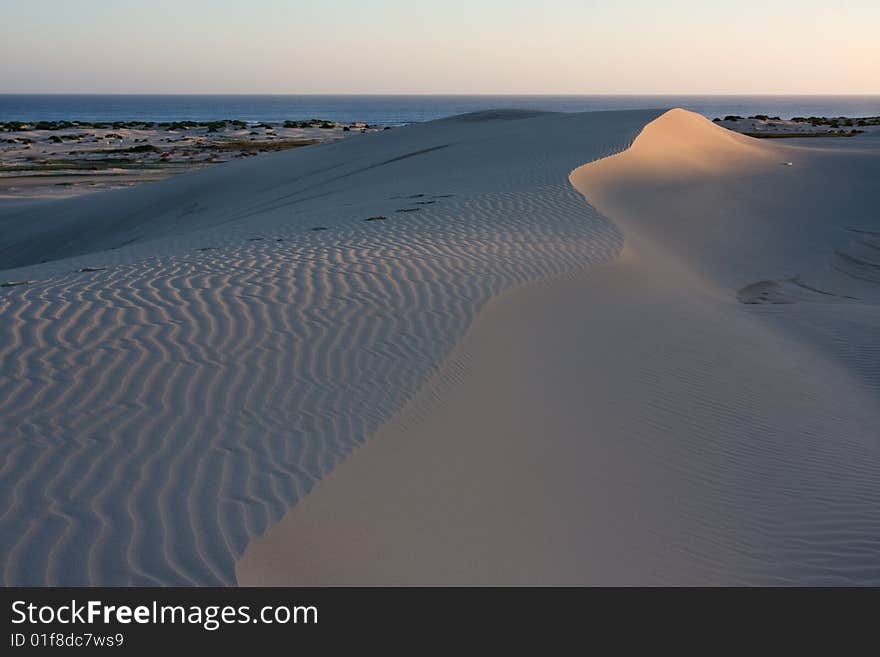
[2,0,878,94]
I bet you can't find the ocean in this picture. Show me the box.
[1,94,879,126]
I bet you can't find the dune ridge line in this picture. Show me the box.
[236,109,880,586]
[0,109,661,585]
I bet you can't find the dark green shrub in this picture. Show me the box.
[126,144,161,153]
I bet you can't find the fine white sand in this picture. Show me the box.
[0,108,659,585]
[238,110,880,585]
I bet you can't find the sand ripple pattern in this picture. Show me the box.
[0,110,655,584]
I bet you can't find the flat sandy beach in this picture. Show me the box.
[1,109,878,585]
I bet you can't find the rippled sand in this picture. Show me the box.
[0,109,657,584]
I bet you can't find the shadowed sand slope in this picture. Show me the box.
[238,110,880,585]
[0,109,660,585]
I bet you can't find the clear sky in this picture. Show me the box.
[2,0,878,94]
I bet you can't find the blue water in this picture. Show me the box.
[1,94,878,125]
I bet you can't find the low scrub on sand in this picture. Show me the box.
[283,119,336,129]
[745,129,864,139]
[81,144,163,154]
[206,139,319,152]
[0,158,165,172]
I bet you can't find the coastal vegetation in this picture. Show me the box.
[0,117,364,199]
[712,114,878,126]
[711,114,878,139]
[744,129,864,139]
[205,139,319,153]
[0,158,166,172]
[791,116,880,128]
[87,143,163,154]
[284,119,337,129]
[1,118,336,132]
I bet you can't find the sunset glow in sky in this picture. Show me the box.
[3,0,878,94]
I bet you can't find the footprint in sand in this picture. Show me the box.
[395,208,421,213]
[388,193,451,200]
[77,267,106,273]
[310,226,328,231]
[365,216,386,221]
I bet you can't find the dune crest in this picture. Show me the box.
[237,109,880,586]
[572,108,781,191]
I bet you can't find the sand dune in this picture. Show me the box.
[238,110,880,585]
[0,109,659,585]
